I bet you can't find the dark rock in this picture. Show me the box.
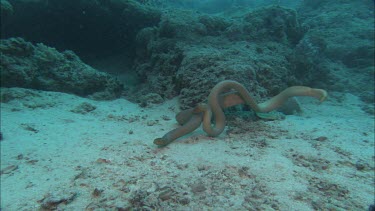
[369,204,375,211]
[0,38,123,100]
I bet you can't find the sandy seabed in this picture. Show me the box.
[1,88,374,210]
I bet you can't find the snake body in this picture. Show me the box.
[154,80,327,146]
[154,113,203,146]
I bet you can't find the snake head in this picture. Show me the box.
[318,89,328,102]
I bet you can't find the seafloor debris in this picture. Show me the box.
[20,123,39,133]
[70,102,97,114]
[0,165,18,174]
[38,190,77,210]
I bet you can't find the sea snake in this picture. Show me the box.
[154,80,327,146]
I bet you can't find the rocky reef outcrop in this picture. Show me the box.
[133,6,314,109]
[0,37,123,100]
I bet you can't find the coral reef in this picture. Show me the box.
[1,0,161,60]
[134,6,307,109]
[131,2,373,111]
[296,0,374,95]
[0,37,123,99]
[1,0,373,111]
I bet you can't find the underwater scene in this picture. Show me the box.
[0,0,374,210]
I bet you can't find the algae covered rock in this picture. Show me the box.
[132,6,301,109]
[0,37,123,99]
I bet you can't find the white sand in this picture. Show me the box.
[1,88,374,210]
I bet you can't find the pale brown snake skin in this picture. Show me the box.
[154,80,327,146]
